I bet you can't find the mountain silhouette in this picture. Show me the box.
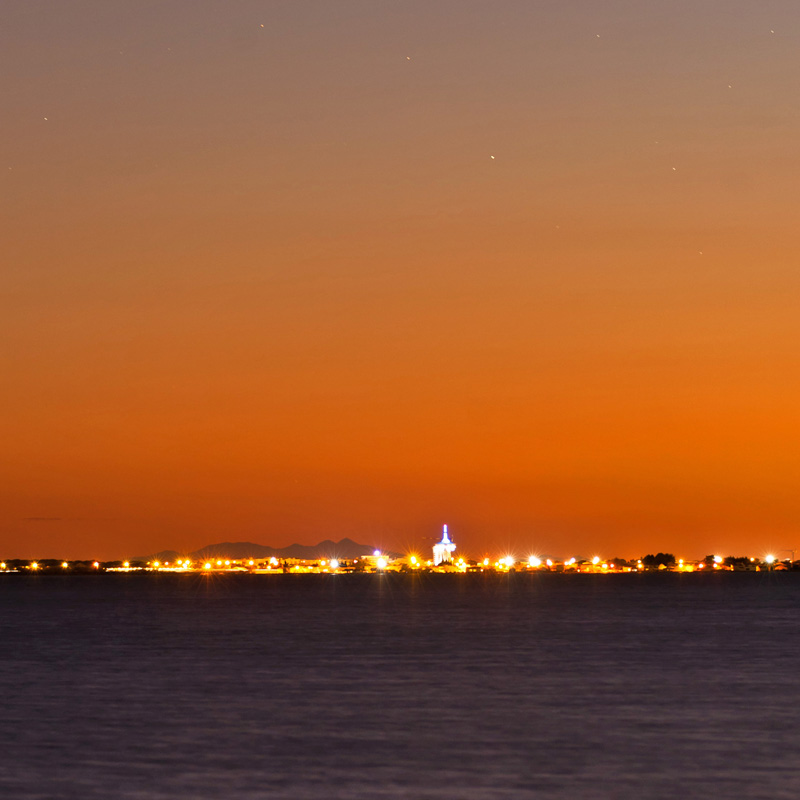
[137,537,388,562]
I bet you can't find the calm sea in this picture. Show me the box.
[1,572,799,799]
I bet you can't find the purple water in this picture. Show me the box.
[1,572,799,799]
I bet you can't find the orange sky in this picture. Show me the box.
[2,2,799,559]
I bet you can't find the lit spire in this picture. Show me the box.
[433,523,456,565]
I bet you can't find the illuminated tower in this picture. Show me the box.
[432,524,456,565]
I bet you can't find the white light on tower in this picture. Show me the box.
[432,524,456,565]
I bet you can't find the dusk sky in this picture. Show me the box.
[3,1,800,560]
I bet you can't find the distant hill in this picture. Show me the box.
[136,538,386,562]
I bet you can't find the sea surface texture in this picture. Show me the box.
[1,572,799,799]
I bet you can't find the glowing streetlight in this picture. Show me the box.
[330,559,339,570]
[61,561,68,569]
[31,562,39,570]
[765,554,776,564]
[376,557,388,570]
[528,556,541,568]
[592,556,600,565]
[204,562,212,570]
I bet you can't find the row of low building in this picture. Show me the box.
[2,557,796,575]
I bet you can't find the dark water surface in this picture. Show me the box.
[1,572,799,799]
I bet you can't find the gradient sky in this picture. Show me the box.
[3,1,800,560]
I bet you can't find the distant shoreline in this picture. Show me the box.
[2,566,797,577]
[2,550,796,577]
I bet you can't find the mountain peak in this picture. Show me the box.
[136,538,384,562]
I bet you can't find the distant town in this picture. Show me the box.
[1,525,797,574]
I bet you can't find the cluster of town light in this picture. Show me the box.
[2,521,786,575]
[0,551,787,574]
[0,520,787,575]
[0,557,348,573]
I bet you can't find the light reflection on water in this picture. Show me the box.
[1,572,799,799]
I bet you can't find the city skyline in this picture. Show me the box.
[3,2,800,561]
